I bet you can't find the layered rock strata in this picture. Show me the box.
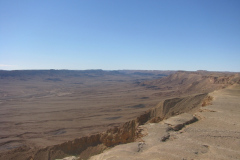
[27,93,208,160]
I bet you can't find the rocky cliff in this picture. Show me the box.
[26,93,209,160]
[138,71,240,96]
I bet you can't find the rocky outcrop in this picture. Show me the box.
[201,95,213,107]
[164,113,198,131]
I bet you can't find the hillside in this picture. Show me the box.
[137,71,240,97]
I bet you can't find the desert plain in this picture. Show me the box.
[0,70,239,160]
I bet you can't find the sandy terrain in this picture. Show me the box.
[90,85,240,160]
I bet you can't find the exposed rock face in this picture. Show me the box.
[201,95,213,107]
[33,134,102,160]
[204,74,240,85]
[148,93,207,121]
[139,71,240,96]
[26,93,209,160]
[89,85,240,160]
[164,113,198,131]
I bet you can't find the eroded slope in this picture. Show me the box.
[90,85,240,160]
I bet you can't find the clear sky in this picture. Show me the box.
[0,0,240,71]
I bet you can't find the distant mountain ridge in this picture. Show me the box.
[0,69,174,78]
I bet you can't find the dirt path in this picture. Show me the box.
[89,85,240,160]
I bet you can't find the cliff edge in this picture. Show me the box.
[90,85,240,160]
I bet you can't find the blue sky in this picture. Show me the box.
[0,0,240,71]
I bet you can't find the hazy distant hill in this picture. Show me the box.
[0,69,174,78]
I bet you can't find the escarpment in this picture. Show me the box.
[1,71,239,160]
[30,93,209,160]
[3,71,238,160]
[138,71,240,96]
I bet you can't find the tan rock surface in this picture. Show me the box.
[90,85,240,160]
